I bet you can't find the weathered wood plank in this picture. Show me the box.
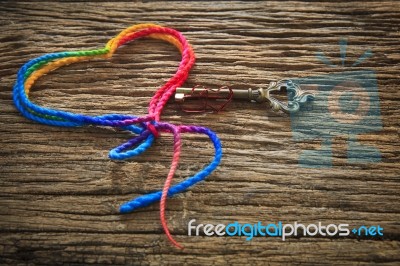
[0,1,399,265]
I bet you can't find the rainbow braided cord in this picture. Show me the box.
[12,23,222,248]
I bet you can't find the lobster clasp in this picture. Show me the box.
[262,79,315,113]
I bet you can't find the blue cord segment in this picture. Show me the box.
[119,128,222,213]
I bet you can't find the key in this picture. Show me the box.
[175,79,315,113]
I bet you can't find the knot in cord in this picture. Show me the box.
[146,121,160,138]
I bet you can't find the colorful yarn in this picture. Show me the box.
[12,23,222,249]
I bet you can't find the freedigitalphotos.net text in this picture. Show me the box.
[187,219,383,241]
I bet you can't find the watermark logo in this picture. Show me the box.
[188,219,384,241]
[290,39,382,167]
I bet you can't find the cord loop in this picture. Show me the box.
[12,24,222,249]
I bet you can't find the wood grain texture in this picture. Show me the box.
[0,1,399,265]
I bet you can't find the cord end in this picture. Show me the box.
[119,203,134,214]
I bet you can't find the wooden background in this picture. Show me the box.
[1,1,399,265]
